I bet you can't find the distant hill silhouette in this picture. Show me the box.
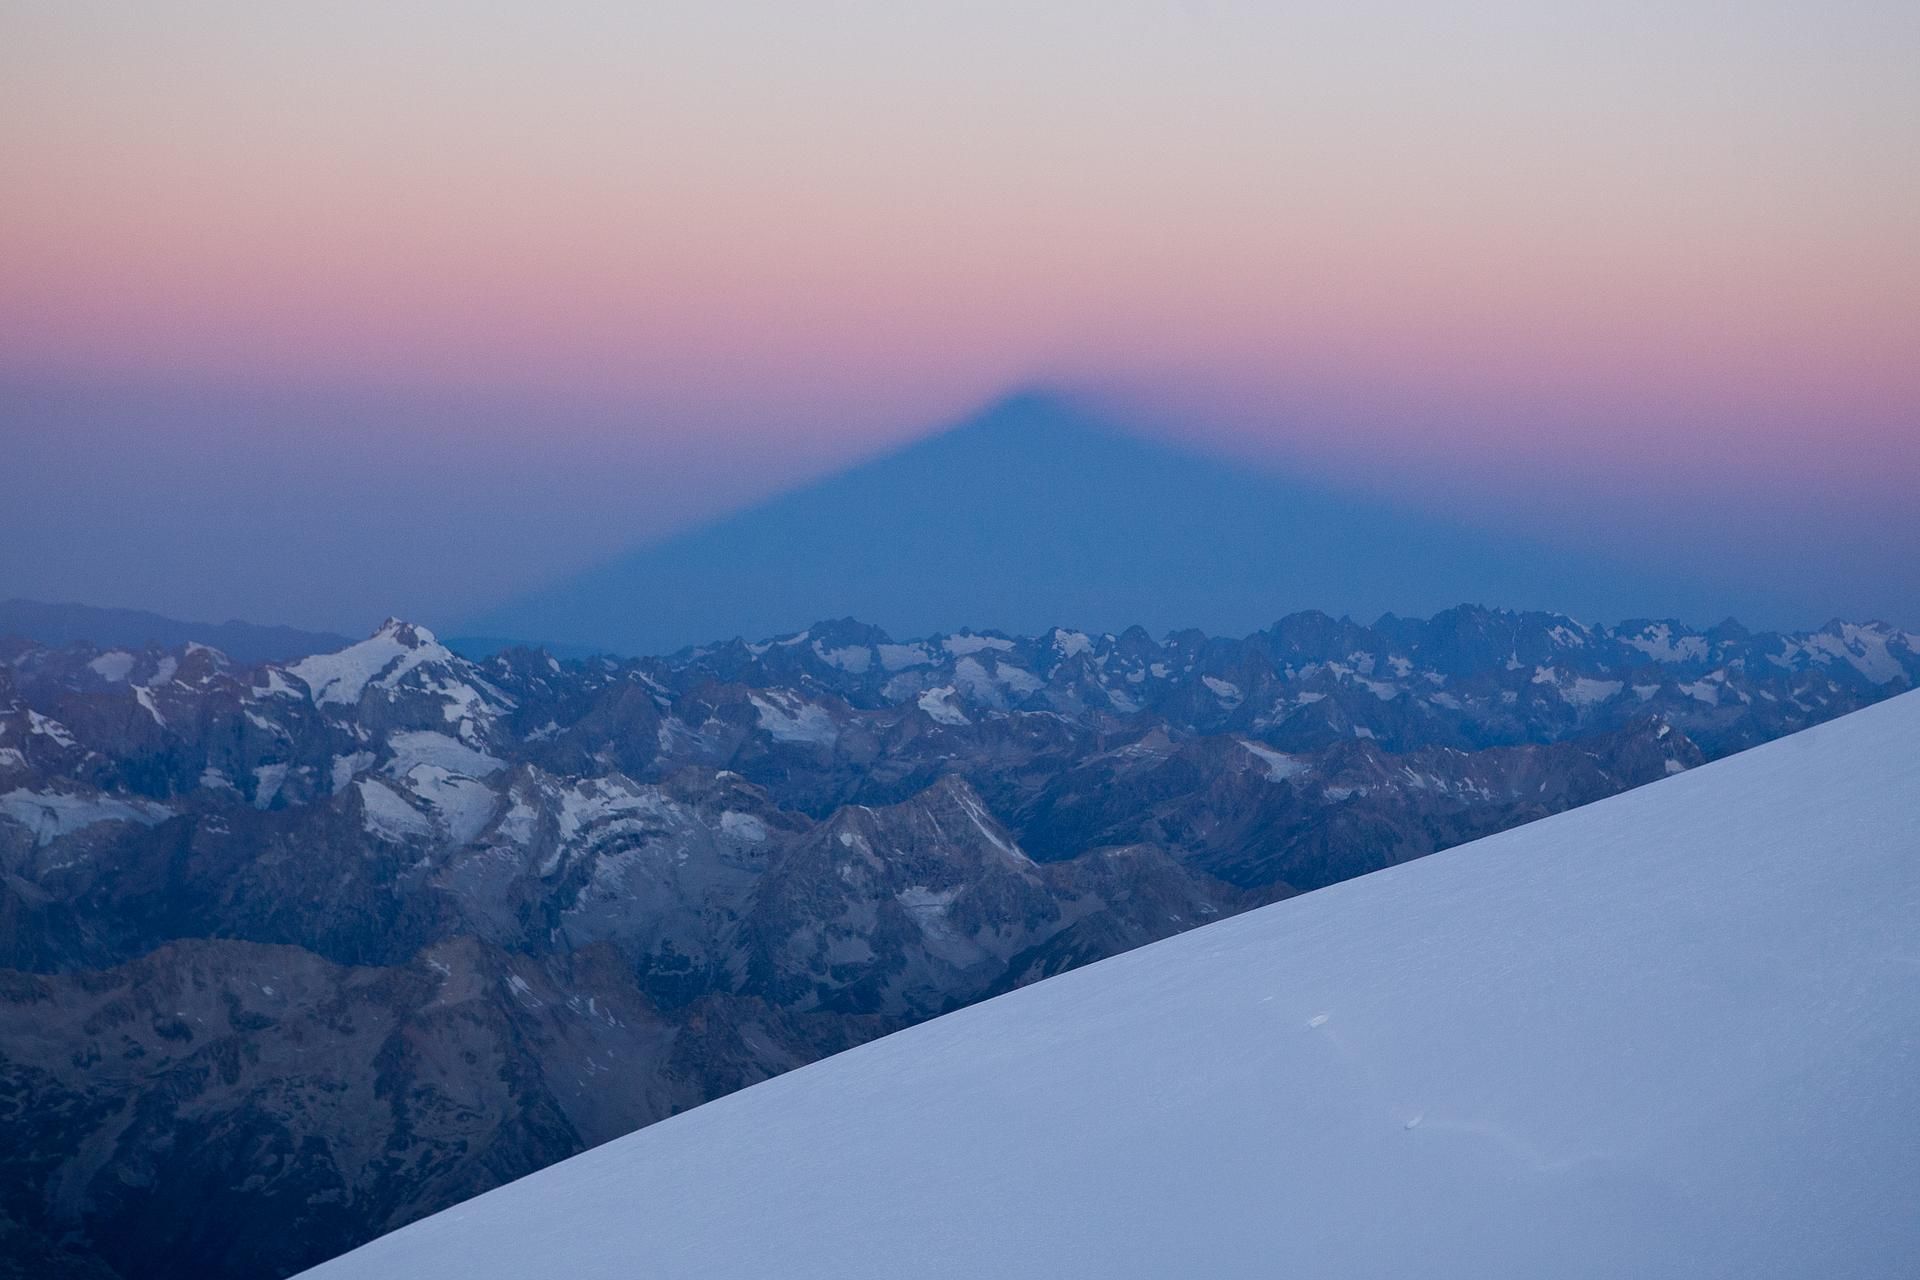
[0,599,350,664]
[461,391,1794,655]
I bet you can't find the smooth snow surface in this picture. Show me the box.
[86,651,136,683]
[385,730,504,778]
[0,788,172,846]
[1237,738,1309,781]
[747,691,839,745]
[355,779,434,843]
[303,691,1920,1280]
[916,686,970,726]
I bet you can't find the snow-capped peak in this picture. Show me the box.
[374,617,438,647]
[285,619,456,707]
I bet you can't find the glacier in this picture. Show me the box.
[302,690,1920,1279]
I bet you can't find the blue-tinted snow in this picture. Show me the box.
[303,690,1920,1280]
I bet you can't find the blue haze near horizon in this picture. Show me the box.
[460,393,1814,655]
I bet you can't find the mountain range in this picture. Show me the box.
[1,606,1914,1277]
[0,600,350,666]
[299,687,1920,1280]
[459,393,1800,654]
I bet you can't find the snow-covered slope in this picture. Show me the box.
[304,691,1920,1280]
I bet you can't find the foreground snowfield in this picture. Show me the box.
[304,691,1920,1280]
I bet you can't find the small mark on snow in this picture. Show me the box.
[1307,1013,1329,1029]
[1405,1112,1424,1130]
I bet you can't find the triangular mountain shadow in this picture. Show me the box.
[460,389,1788,656]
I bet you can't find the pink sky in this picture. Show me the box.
[2,2,1915,629]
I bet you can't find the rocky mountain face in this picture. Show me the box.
[1,607,1914,1278]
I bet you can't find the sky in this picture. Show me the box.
[3,1,1916,633]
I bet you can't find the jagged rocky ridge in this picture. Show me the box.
[1,607,1915,1279]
